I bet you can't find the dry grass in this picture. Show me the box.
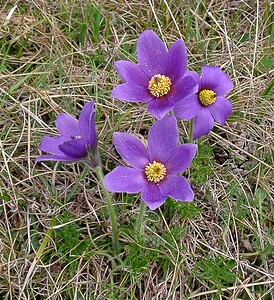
[0,0,273,299]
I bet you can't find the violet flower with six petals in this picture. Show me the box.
[173,66,234,139]
[36,101,99,168]
[104,116,197,210]
[111,30,197,120]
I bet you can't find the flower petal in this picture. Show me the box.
[159,175,194,201]
[141,182,166,210]
[173,94,201,120]
[165,39,187,82]
[165,144,197,174]
[208,96,232,125]
[39,136,71,155]
[201,66,234,96]
[114,132,150,169]
[184,70,201,87]
[148,115,178,162]
[104,166,147,193]
[78,101,97,147]
[35,155,78,163]
[59,138,88,158]
[137,30,168,76]
[170,75,198,103]
[193,107,214,140]
[114,60,149,85]
[147,96,175,120]
[55,113,80,138]
[111,82,152,103]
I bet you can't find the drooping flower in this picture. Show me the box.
[36,101,99,168]
[104,116,197,210]
[111,30,197,120]
[173,66,234,139]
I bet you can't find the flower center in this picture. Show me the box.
[145,161,167,183]
[199,89,216,106]
[148,74,172,97]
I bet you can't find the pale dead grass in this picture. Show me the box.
[0,0,273,299]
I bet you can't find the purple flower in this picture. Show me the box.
[173,66,234,139]
[36,101,99,168]
[111,30,197,120]
[104,116,197,210]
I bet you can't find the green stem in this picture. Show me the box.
[135,200,146,234]
[189,119,194,143]
[95,166,120,254]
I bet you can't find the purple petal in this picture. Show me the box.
[201,66,234,96]
[159,175,194,201]
[173,94,201,120]
[208,96,232,125]
[137,30,168,76]
[165,39,187,82]
[35,155,78,163]
[114,60,149,85]
[78,101,97,147]
[184,70,201,87]
[111,82,152,103]
[148,115,178,162]
[165,144,197,174]
[193,108,214,140]
[39,136,71,155]
[141,182,166,210]
[170,76,198,103]
[147,96,175,120]
[104,166,147,193]
[114,132,150,169]
[55,113,80,138]
[59,138,88,158]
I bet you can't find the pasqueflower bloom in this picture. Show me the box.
[111,30,197,120]
[36,101,99,168]
[173,66,234,139]
[104,116,197,210]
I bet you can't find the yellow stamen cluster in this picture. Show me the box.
[75,135,81,139]
[145,161,167,183]
[199,89,216,106]
[148,74,172,97]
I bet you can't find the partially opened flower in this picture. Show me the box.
[36,101,99,168]
[173,66,234,139]
[111,30,197,120]
[104,116,197,210]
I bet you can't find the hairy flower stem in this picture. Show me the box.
[95,166,120,254]
[189,119,194,143]
[135,200,146,234]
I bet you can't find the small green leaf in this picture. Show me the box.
[258,57,274,70]
[262,79,274,97]
[255,188,267,202]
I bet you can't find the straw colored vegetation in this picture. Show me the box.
[0,0,273,299]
